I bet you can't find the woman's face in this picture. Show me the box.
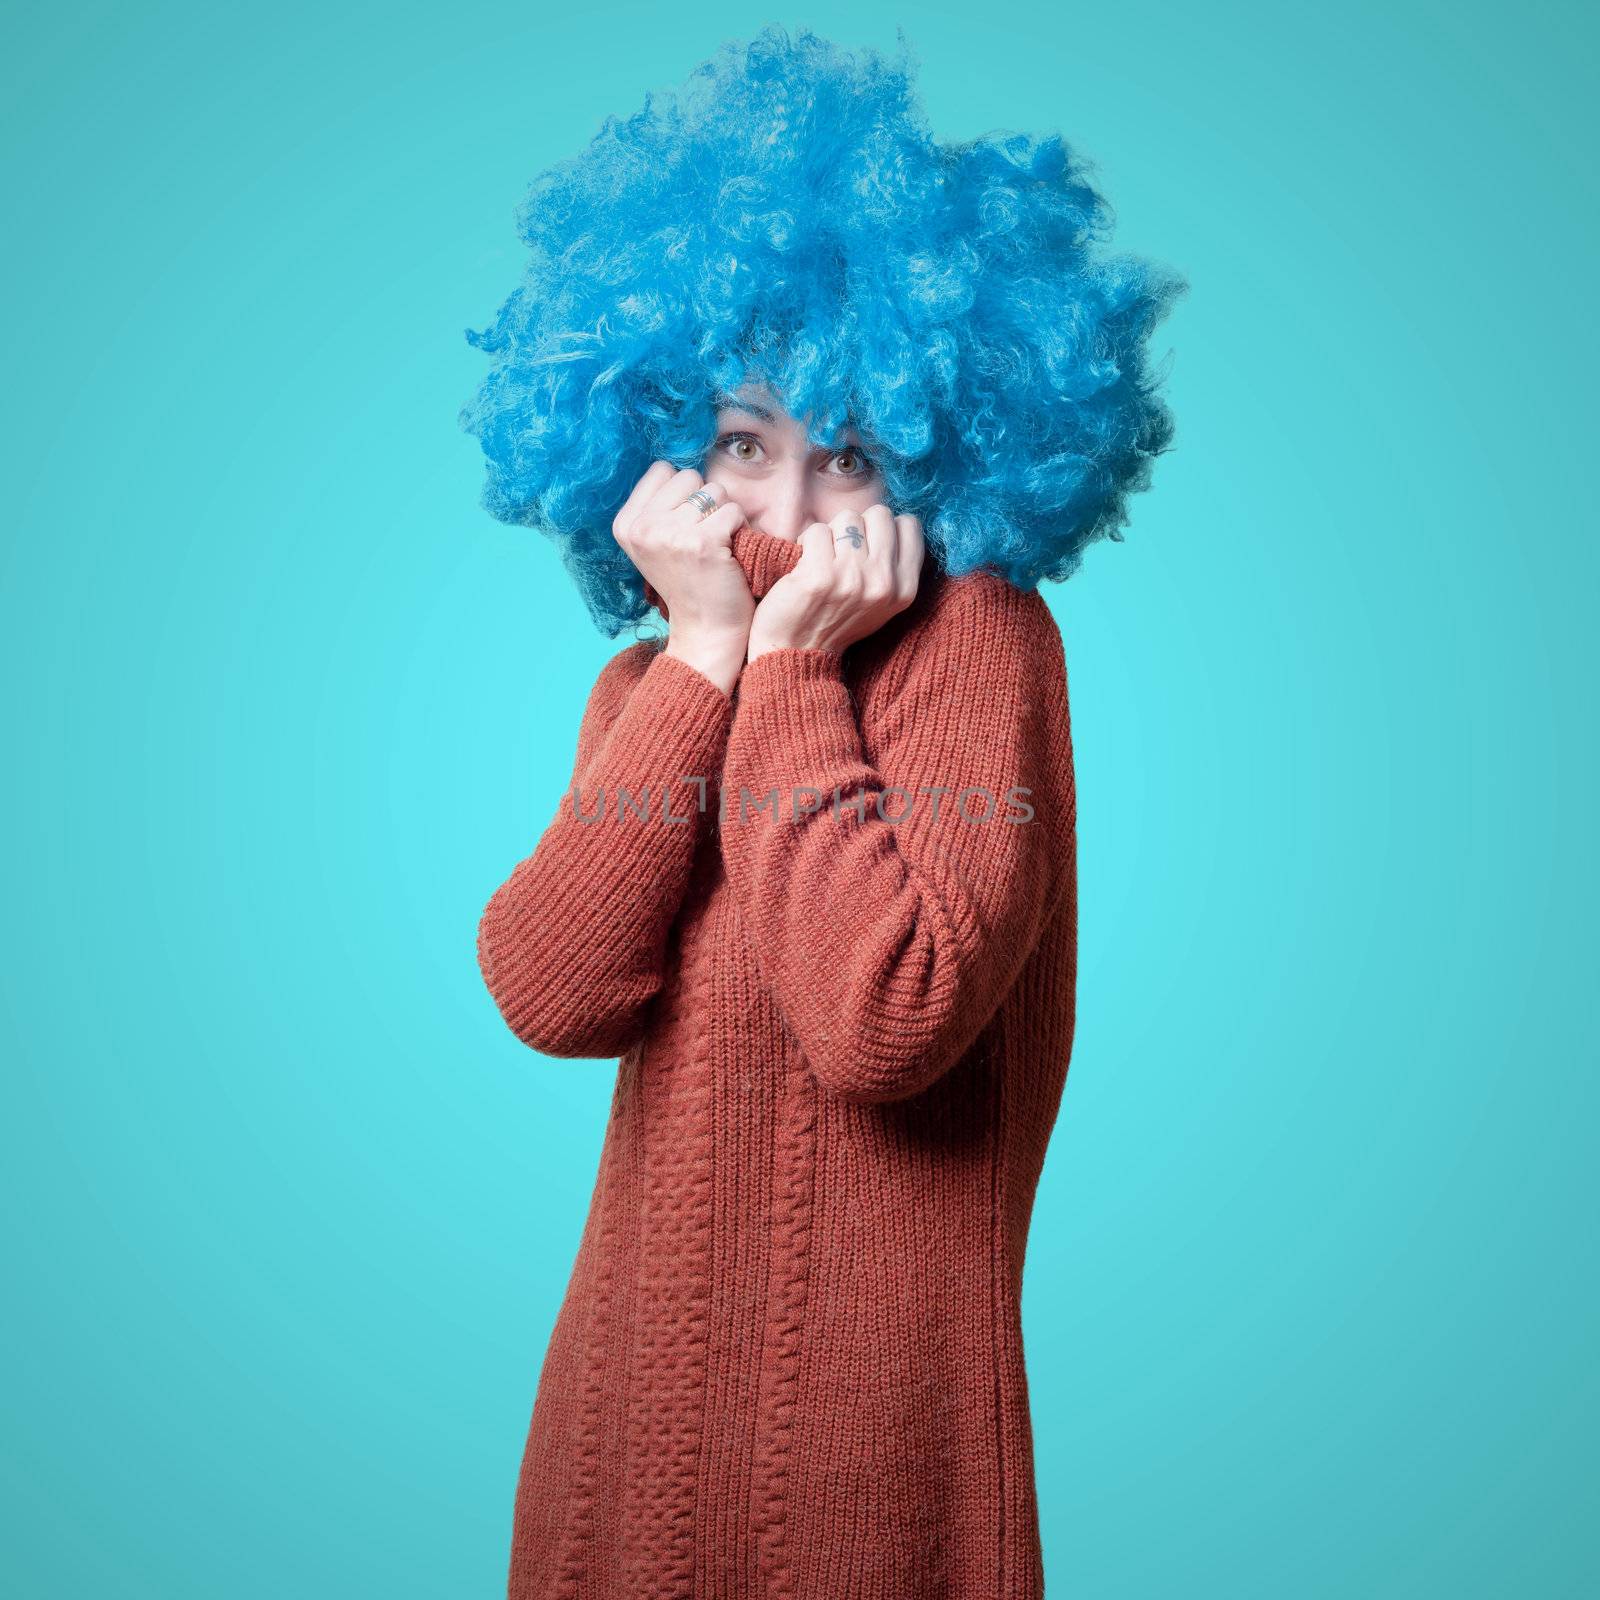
[701,383,886,543]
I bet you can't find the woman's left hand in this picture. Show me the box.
[747,505,925,662]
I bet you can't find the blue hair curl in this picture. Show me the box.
[459,25,1187,637]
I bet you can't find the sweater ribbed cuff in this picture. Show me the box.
[578,646,736,809]
[720,647,882,841]
[729,648,867,786]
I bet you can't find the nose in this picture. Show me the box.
[746,458,814,544]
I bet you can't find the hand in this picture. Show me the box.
[612,460,754,693]
[747,505,925,663]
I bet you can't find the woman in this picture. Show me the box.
[460,26,1182,1598]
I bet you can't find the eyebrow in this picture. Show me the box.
[712,393,778,424]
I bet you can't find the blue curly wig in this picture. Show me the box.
[459,24,1186,638]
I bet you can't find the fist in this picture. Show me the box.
[612,460,756,640]
[747,504,925,661]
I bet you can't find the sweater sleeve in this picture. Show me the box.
[718,579,1077,1105]
[477,642,735,1060]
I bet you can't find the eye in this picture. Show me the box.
[831,448,875,478]
[714,431,763,462]
[713,432,877,477]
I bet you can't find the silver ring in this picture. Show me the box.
[685,488,717,519]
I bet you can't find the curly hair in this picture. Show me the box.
[458,24,1187,638]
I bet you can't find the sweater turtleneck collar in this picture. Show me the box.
[641,524,806,621]
[642,523,946,625]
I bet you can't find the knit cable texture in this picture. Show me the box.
[479,527,1079,1598]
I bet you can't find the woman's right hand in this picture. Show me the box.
[613,461,754,694]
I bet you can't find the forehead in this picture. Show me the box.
[712,384,862,446]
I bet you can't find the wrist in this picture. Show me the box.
[747,629,840,665]
[665,629,746,695]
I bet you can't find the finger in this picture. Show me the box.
[893,513,925,595]
[859,503,897,581]
[793,520,835,581]
[695,497,744,549]
[647,466,710,518]
[672,478,726,526]
[831,508,871,562]
[614,459,677,540]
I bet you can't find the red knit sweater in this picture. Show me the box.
[478,525,1079,1598]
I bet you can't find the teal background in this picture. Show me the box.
[4,2,1594,1594]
